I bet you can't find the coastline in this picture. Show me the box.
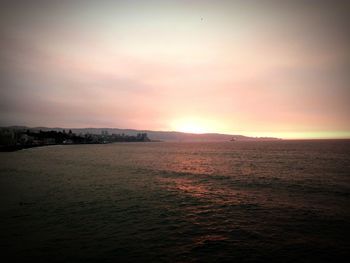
[0,141,161,152]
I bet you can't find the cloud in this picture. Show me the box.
[0,0,349,137]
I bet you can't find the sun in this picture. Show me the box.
[171,118,208,134]
[178,123,206,134]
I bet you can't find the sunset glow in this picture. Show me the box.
[1,2,350,261]
[0,0,349,139]
[175,123,207,134]
[171,119,208,134]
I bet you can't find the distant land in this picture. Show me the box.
[2,126,279,142]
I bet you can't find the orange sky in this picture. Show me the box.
[0,0,349,139]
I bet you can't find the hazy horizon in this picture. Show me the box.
[3,124,350,140]
[1,0,349,139]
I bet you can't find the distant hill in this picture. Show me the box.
[1,126,279,142]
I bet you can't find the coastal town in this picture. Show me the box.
[0,128,151,151]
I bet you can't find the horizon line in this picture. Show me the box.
[1,124,350,140]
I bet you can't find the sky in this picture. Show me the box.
[0,0,349,139]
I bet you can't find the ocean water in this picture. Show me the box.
[1,140,350,262]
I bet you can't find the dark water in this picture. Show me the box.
[1,140,350,262]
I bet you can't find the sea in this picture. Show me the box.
[1,140,350,262]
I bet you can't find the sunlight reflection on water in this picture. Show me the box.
[1,140,350,262]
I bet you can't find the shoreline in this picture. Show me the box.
[0,141,160,152]
[0,143,109,152]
